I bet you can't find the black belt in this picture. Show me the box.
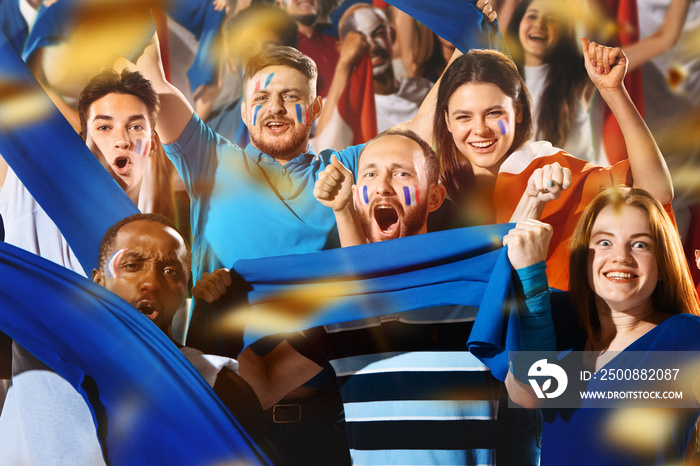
[264,390,343,424]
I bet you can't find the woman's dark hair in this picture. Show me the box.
[505,0,588,148]
[433,49,533,201]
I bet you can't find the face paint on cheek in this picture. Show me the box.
[402,185,420,206]
[135,139,150,157]
[252,104,262,126]
[106,248,128,279]
[294,104,311,125]
[497,119,508,136]
[356,185,370,205]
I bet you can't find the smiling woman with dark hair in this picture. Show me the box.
[431,40,673,291]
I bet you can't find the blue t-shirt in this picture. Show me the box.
[163,113,362,283]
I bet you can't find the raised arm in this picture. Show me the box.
[502,219,555,408]
[509,162,573,222]
[582,38,673,205]
[133,34,195,145]
[614,0,691,72]
[390,6,437,78]
[313,155,367,247]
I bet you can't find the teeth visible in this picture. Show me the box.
[471,141,495,149]
[606,272,633,279]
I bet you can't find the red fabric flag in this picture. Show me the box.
[313,53,377,150]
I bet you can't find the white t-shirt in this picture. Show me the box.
[0,168,106,465]
[525,64,595,163]
[374,76,432,133]
[180,346,239,387]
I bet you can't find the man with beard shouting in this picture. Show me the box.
[194,127,553,465]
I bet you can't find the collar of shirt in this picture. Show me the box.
[243,143,317,172]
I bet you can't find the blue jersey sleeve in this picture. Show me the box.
[163,113,244,198]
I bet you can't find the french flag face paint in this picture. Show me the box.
[293,104,310,126]
[135,139,150,157]
[106,248,128,279]
[497,119,508,136]
[402,185,420,206]
[252,104,262,126]
[254,72,275,92]
[356,185,369,206]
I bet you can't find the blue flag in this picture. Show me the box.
[385,0,509,54]
[190,224,521,381]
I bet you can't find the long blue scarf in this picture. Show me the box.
[0,240,271,465]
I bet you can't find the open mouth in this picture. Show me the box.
[136,300,160,320]
[114,155,131,170]
[265,120,290,132]
[374,205,400,236]
[528,33,548,42]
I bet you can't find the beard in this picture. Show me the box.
[293,13,318,26]
[248,121,310,161]
[359,197,428,243]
